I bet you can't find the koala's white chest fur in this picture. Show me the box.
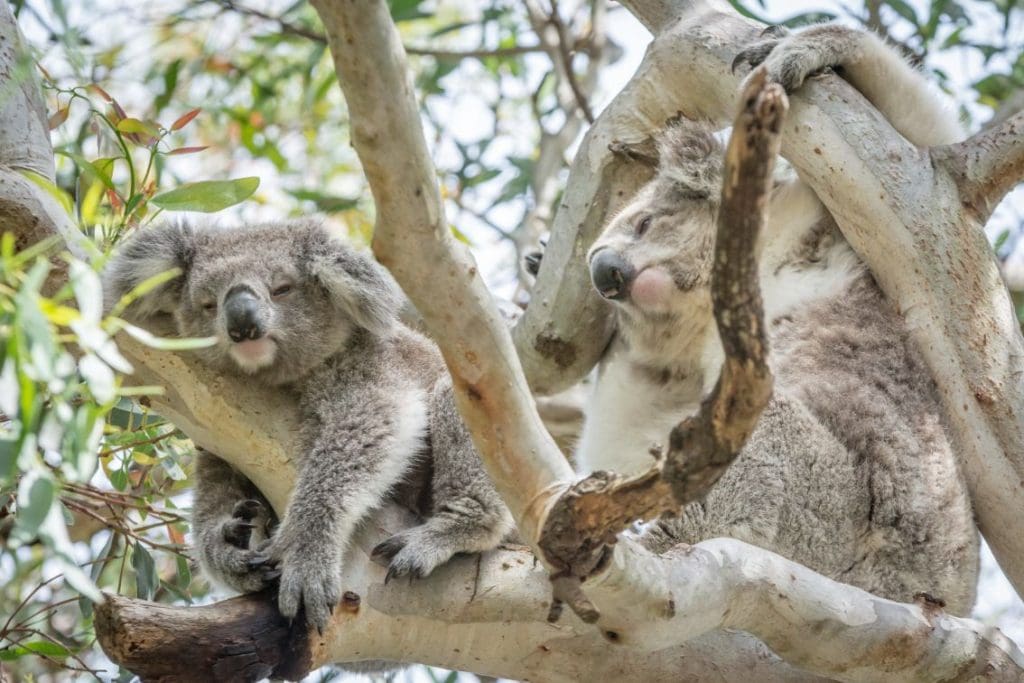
[576,345,702,475]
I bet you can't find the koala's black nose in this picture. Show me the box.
[590,249,635,301]
[224,285,265,342]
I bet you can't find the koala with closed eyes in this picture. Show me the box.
[576,25,979,613]
[104,219,514,631]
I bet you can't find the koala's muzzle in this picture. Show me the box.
[224,285,266,342]
[590,249,635,301]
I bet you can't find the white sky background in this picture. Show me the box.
[14,0,1024,680]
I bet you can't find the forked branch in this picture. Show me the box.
[939,110,1024,222]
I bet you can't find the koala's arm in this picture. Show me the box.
[737,25,962,147]
[191,449,278,594]
[371,377,515,577]
[257,377,426,631]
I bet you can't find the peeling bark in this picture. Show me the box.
[94,591,311,683]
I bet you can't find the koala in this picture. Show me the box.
[576,24,979,614]
[104,218,514,631]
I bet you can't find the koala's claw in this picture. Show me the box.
[760,24,788,39]
[524,251,543,277]
[731,39,780,74]
[232,498,265,521]
[370,534,406,567]
[276,560,341,634]
[372,530,450,584]
[221,518,255,549]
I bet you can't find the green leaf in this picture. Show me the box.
[116,117,159,137]
[150,177,260,212]
[288,189,359,212]
[109,468,128,491]
[19,169,74,216]
[176,554,192,590]
[58,554,104,603]
[388,0,429,22]
[886,0,921,27]
[56,151,118,193]
[132,540,157,600]
[11,470,56,543]
[0,640,71,661]
[119,321,217,350]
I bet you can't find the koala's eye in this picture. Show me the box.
[201,300,217,313]
[271,284,293,298]
[636,215,653,237]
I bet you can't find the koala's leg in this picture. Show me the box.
[371,378,515,582]
[253,384,429,632]
[191,449,279,593]
[639,397,865,585]
[733,24,961,146]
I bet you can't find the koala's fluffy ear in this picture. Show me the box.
[103,221,195,321]
[303,224,402,336]
[656,117,723,202]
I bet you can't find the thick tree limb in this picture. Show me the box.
[0,3,90,263]
[92,522,1024,683]
[516,0,606,287]
[93,508,839,682]
[308,0,573,547]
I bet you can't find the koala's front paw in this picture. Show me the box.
[371,529,452,584]
[251,541,341,633]
[733,24,847,93]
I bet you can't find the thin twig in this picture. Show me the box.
[547,0,595,123]
[212,0,550,61]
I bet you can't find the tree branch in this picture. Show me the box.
[211,0,550,61]
[94,591,311,683]
[939,111,1024,222]
[515,0,608,290]
[308,0,573,547]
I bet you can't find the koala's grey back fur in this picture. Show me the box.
[580,24,978,614]
[104,218,513,633]
[644,276,977,612]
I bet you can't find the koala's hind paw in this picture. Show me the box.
[221,498,272,549]
[371,529,452,584]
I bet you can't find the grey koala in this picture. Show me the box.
[577,24,978,613]
[104,218,514,631]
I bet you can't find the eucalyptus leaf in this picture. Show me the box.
[150,177,260,212]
